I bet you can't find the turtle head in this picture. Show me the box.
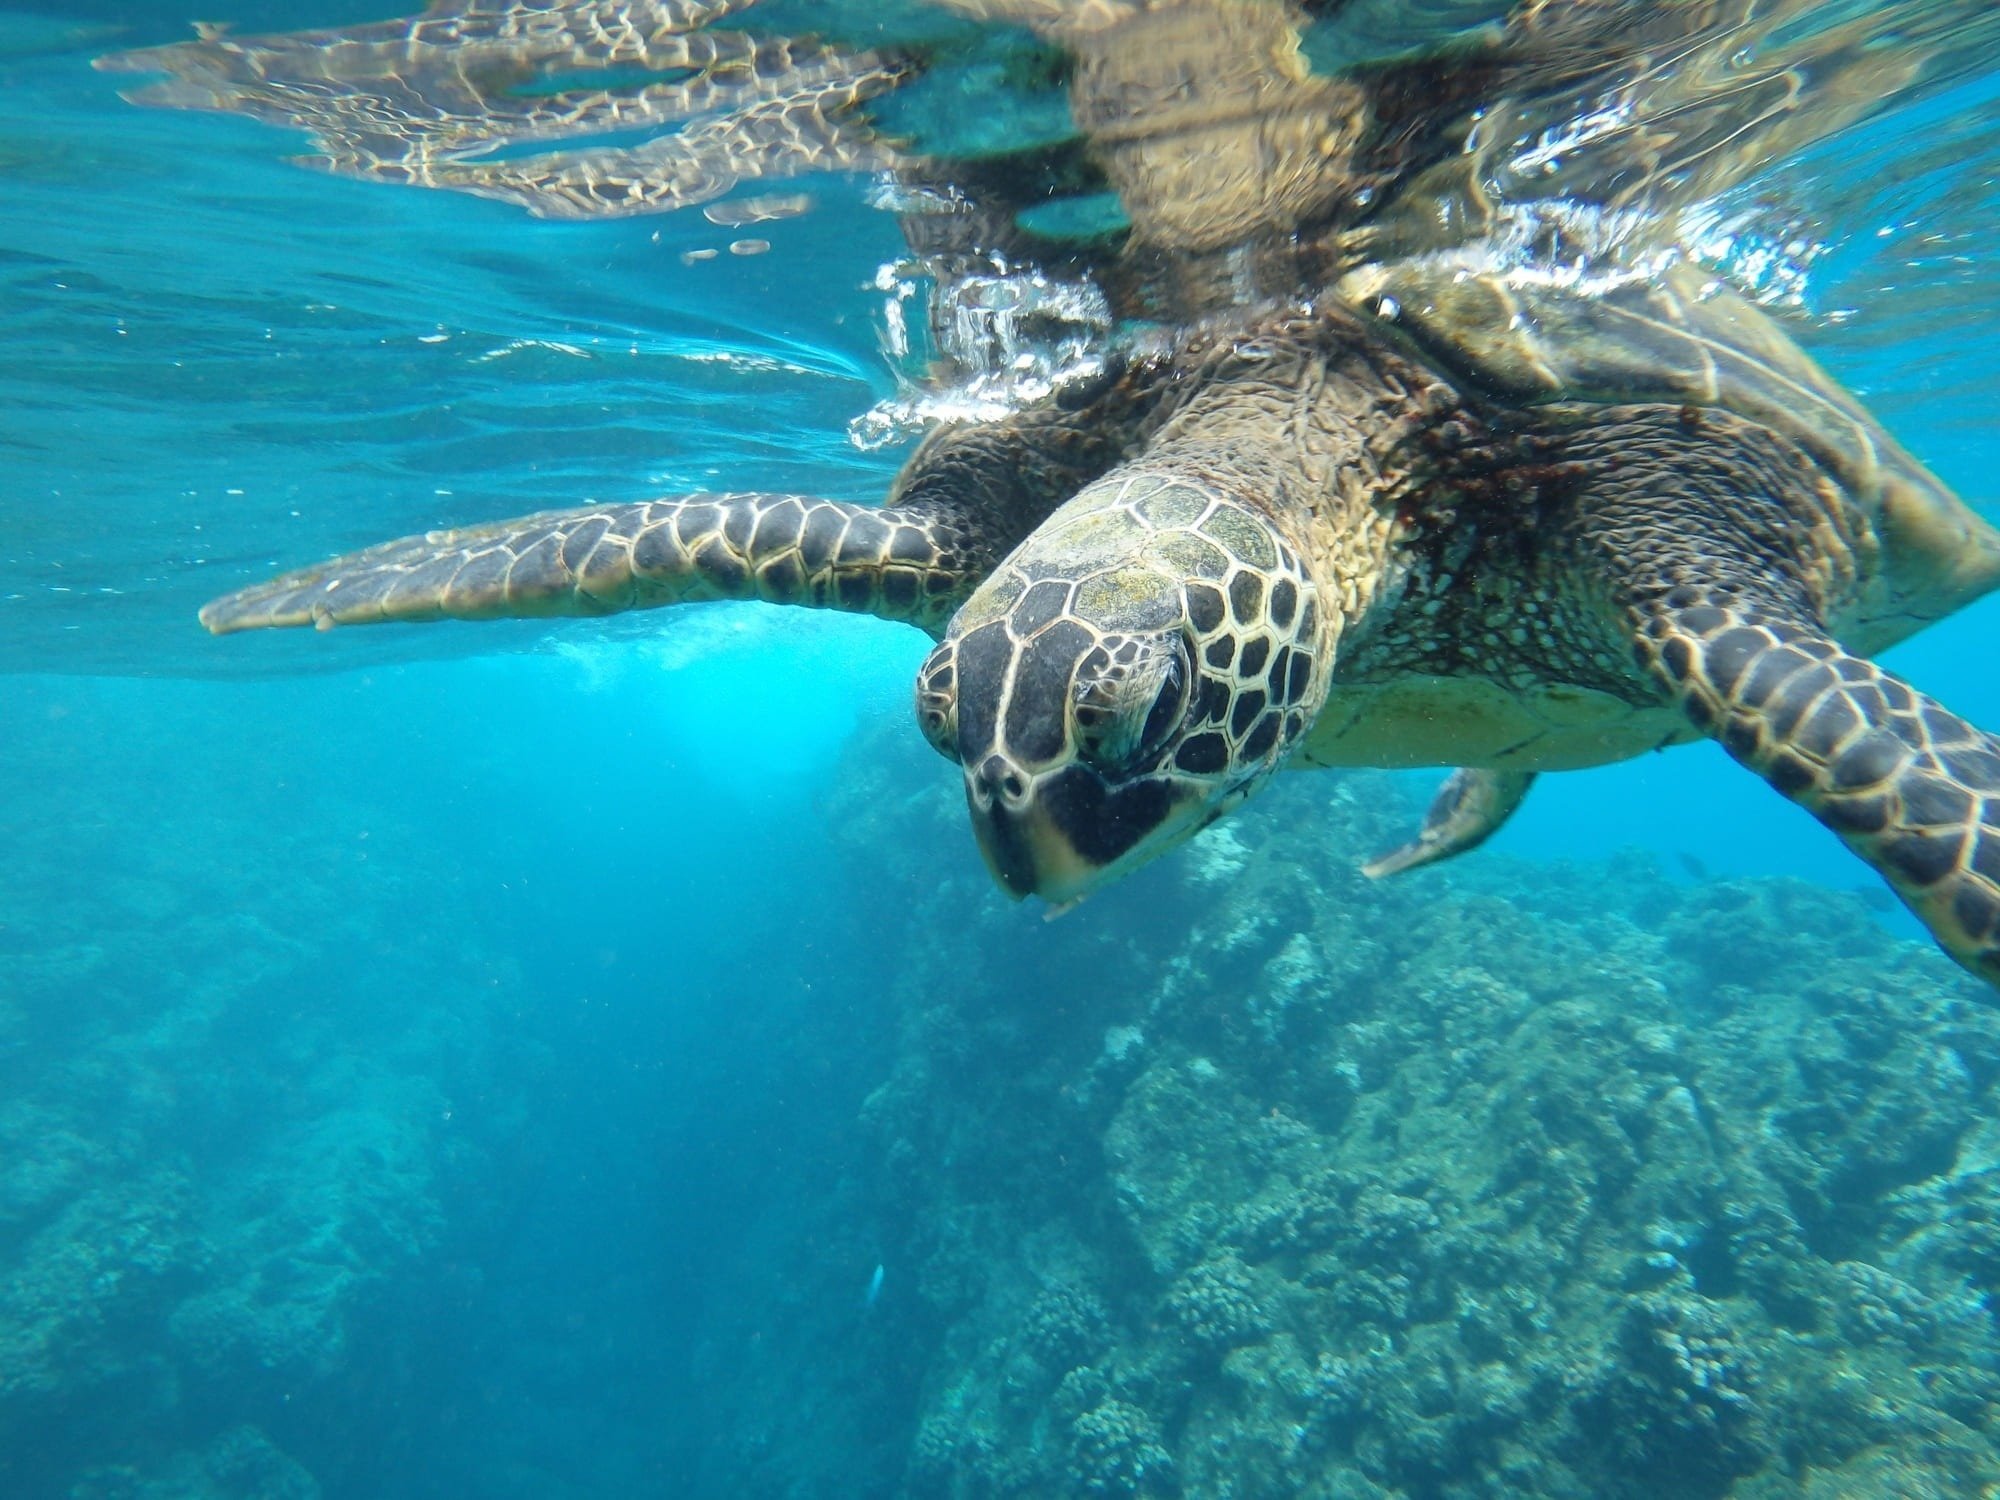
[914,477,1330,904]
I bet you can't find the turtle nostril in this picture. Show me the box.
[976,754,1030,806]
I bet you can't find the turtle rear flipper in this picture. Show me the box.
[1363,768,1535,879]
[1639,600,2000,985]
[200,494,981,637]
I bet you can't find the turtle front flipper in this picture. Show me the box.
[1362,768,1536,880]
[200,494,980,637]
[1638,601,2000,985]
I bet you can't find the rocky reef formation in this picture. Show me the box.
[817,732,2000,1499]
[9,679,2000,1499]
[0,683,533,1500]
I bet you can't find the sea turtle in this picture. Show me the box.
[141,0,2000,983]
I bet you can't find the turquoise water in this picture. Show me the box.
[7,4,2000,1497]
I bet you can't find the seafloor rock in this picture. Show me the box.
[69,1426,320,1500]
[1067,1399,1177,1496]
[815,737,2000,1500]
[15,689,2000,1499]
[0,731,530,1500]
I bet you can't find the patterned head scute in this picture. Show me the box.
[915,471,1329,901]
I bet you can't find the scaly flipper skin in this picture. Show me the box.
[199,495,981,636]
[199,355,1163,637]
[1637,601,2000,985]
[1362,769,1536,880]
[1549,406,2000,985]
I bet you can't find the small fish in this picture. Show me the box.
[863,1263,885,1310]
[1675,851,1710,881]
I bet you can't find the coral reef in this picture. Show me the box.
[0,687,531,1500]
[71,1427,320,1500]
[814,733,2000,1500]
[10,685,2000,1499]
[1067,1399,1175,1496]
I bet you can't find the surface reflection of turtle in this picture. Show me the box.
[127,0,2000,983]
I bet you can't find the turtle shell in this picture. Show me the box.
[1336,254,2000,653]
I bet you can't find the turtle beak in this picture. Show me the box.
[963,759,1189,905]
[964,758,1103,902]
[968,797,1102,903]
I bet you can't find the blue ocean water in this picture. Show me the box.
[7,3,2000,1497]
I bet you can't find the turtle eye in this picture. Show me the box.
[1074,633,1192,778]
[1134,635,1192,763]
[915,647,960,763]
